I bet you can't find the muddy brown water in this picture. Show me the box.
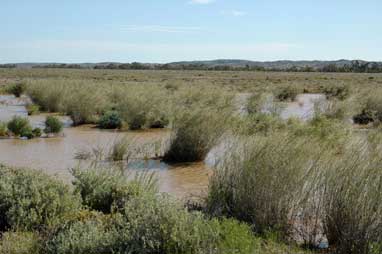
[0,126,211,198]
[0,95,211,198]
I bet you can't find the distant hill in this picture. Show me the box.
[167,59,370,69]
[1,59,382,73]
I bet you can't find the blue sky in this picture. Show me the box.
[1,0,381,63]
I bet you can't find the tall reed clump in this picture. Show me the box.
[27,79,108,125]
[163,109,230,163]
[319,141,382,254]
[113,85,170,130]
[206,132,323,236]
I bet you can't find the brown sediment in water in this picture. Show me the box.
[0,124,210,198]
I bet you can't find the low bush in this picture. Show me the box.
[44,116,63,134]
[120,193,256,254]
[322,84,350,100]
[32,128,42,137]
[0,165,81,231]
[98,111,122,129]
[0,231,42,254]
[71,167,157,213]
[26,104,40,115]
[7,116,32,137]
[275,86,299,101]
[7,83,26,97]
[45,211,118,254]
[353,91,382,125]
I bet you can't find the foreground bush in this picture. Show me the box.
[71,168,157,213]
[44,116,63,134]
[0,231,41,254]
[45,211,118,254]
[0,165,81,231]
[119,194,256,254]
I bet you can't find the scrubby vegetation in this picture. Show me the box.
[1,69,382,253]
[7,116,33,137]
[44,116,63,134]
[7,82,26,97]
[0,164,284,254]
[98,111,123,129]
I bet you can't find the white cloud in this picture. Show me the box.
[189,0,215,5]
[119,25,203,33]
[220,10,247,17]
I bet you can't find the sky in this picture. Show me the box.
[1,0,381,63]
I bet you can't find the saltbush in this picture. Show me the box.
[0,165,81,231]
[45,211,118,254]
[71,168,157,213]
[32,128,42,137]
[120,194,255,254]
[98,111,122,129]
[0,231,41,254]
[44,116,63,134]
[7,116,32,137]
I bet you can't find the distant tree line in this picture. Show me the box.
[91,60,382,73]
[3,60,382,73]
[0,64,16,68]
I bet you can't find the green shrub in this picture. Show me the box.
[0,122,7,137]
[322,84,350,100]
[0,231,41,254]
[217,218,256,254]
[26,104,40,116]
[0,165,81,231]
[45,211,118,254]
[71,167,157,213]
[120,194,255,254]
[32,128,42,137]
[7,83,26,97]
[98,111,122,129]
[275,86,299,101]
[7,116,32,137]
[44,116,63,134]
